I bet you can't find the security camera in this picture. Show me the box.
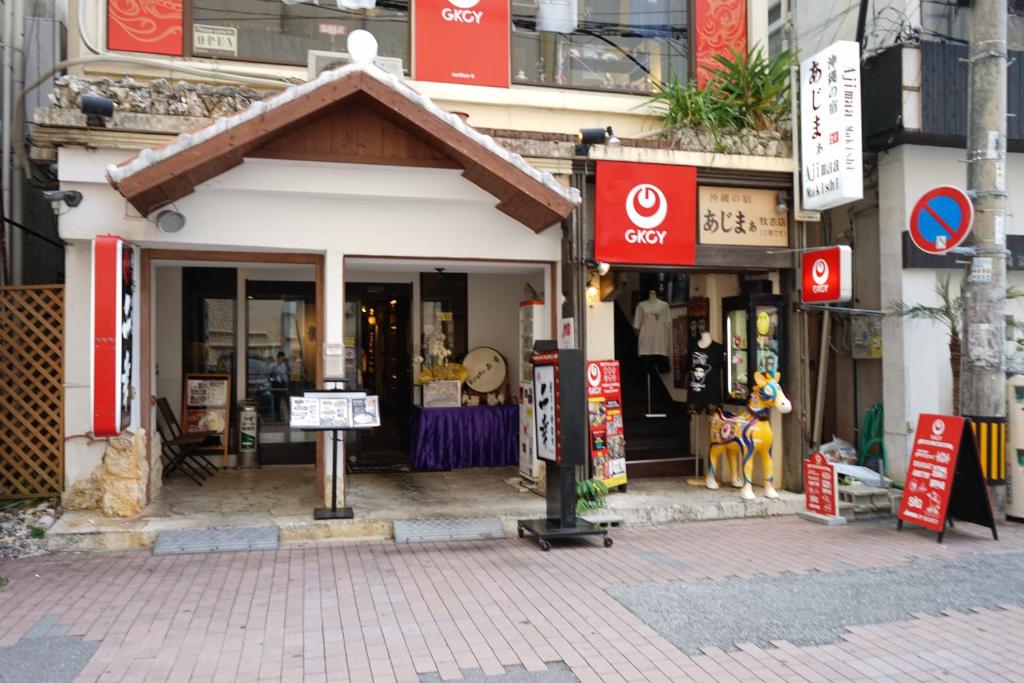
[81,95,115,127]
[42,190,83,207]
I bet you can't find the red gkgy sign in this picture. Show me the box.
[594,161,697,266]
[801,245,852,304]
[414,0,510,87]
[92,236,135,437]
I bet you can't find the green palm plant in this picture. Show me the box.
[646,47,793,133]
[704,46,794,131]
[889,274,1024,415]
[648,76,727,132]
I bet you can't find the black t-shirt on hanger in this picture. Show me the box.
[687,341,723,406]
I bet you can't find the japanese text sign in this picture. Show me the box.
[414,0,510,88]
[800,40,863,211]
[91,236,135,437]
[801,245,852,304]
[804,451,839,517]
[595,161,697,266]
[698,186,789,247]
[898,414,963,532]
[533,353,559,462]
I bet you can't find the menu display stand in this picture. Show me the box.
[290,388,381,521]
[517,342,612,551]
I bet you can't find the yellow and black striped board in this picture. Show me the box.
[967,416,1007,484]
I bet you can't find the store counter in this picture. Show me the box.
[410,405,518,471]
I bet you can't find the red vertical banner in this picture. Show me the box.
[107,0,184,56]
[693,0,747,87]
[92,236,134,437]
[414,0,510,87]
[586,360,627,488]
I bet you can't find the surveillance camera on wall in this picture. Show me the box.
[42,190,83,207]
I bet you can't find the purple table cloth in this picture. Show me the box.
[411,405,519,471]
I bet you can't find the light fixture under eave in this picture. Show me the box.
[776,192,789,214]
[596,261,611,276]
[155,209,185,233]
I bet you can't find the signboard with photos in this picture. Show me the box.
[289,392,381,431]
[586,360,627,489]
[800,40,863,211]
[182,373,231,459]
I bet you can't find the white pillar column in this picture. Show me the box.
[322,249,345,505]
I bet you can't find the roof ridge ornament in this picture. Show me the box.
[346,30,378,66]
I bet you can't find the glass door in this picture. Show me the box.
[246,281,317,464]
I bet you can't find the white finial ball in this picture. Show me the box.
[347,30,378,65]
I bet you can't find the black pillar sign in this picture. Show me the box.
[517,341,613,551]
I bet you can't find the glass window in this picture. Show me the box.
[768,1,786,59]
[726,308,748,401]
[511,0,687,93]
[191,0,410,69]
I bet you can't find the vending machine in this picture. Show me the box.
[722,291,784,405]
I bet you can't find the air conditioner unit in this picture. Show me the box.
[307,50,404,81]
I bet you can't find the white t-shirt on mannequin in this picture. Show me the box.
[633,296,671,357]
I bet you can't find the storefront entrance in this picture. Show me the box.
[246,280,317,465]
[345,283,414,472]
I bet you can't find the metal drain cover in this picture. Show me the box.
[153,526,279,555]
[394,517,504,544]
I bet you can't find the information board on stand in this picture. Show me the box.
[289,390,380,521]
[586,360,627,489]
[897,413,998,543]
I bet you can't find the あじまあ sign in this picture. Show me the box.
[594,161,697,266]
[800,40,863,211]
[91,236,135,437]
[414,0,509,87]
[801,245,852,304]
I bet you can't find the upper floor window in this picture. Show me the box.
[767,1,786,59]
[510,0,688,93]
[191,1,411,70]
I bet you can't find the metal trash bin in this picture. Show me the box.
[238,401,259,469]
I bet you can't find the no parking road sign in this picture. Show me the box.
[909,186,974,254]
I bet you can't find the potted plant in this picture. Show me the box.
[576,477,609,515]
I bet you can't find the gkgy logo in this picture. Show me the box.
[624,183,668,245]
[442,0,483,24]
[810,257,830,293]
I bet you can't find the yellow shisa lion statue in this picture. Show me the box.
[705,371,792,500]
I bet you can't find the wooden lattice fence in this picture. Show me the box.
[0,285,64,498]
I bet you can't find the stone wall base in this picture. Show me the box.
[63,430,151,517]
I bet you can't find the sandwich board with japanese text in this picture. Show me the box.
[897,414,997,543]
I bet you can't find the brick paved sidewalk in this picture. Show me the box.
[2,517,1024,682]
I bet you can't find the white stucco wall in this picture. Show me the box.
[879,145,1024,481]
[59,148,564,497]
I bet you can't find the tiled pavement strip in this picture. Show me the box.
[1,517,1024,682]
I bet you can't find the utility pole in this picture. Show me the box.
[961,0,1008,485]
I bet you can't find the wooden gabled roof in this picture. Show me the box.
[106,67,579,232]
